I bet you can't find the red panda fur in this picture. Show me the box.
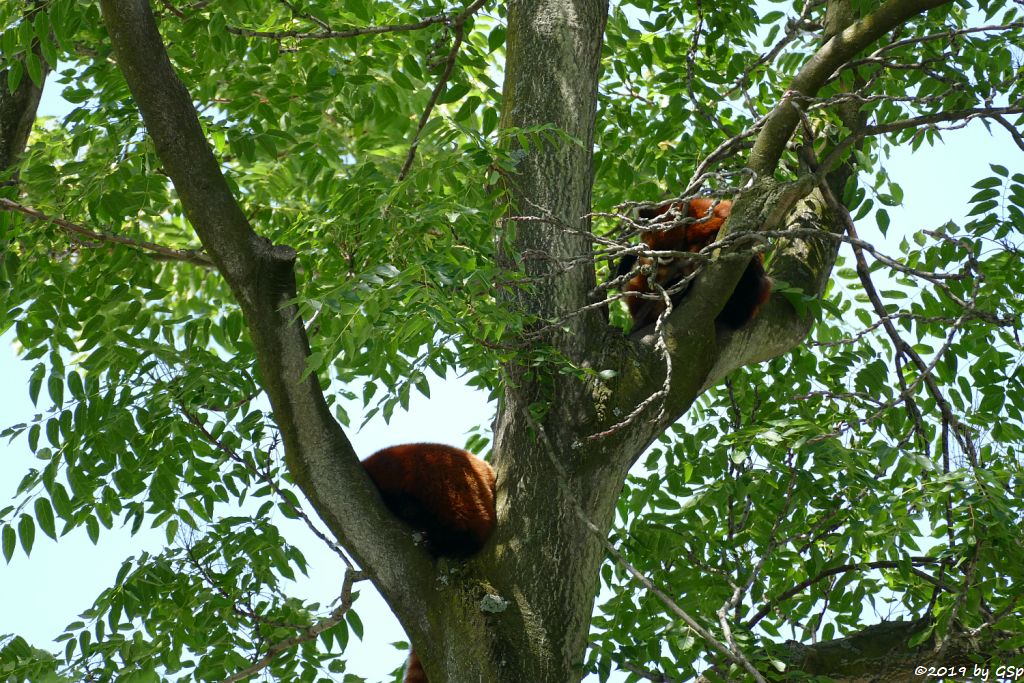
[403,652,427,683]
[361,443,497,683]
[621,197,772,330]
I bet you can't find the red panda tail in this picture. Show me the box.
[403,651,428,683]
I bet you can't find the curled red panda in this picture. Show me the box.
[617,197,772,330]
[362,443,497,683]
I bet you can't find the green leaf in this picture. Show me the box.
[2,525,14,562]
[488,25,506,53]
[165,518,178,545]
[34,497,56,540]
[6,58,23,93]
[47,373,64,407]
[50,482,72,520]
[25,51,43,87]
[28,364,44,406]
[86,515,99,544]
[970,188,1000,203]
[876,208,889,235]
[67,371,85,399]
[28,423,40,452]
[438,83,471,104]
[39,35,58,68]
[18,514,35,556]
[392,70,413,90]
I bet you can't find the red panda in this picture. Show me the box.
[361,443,497,683]
[402,653,427,683]
[618,197,772,330]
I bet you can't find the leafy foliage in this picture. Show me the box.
[1,0,1023,680]
[585,0,1024,678]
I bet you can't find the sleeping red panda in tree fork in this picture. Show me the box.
[618,197,772,330]
[361,443,497,683]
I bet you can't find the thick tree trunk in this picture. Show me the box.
[485,1,624,680]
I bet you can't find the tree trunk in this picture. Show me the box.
[0,2,49,174]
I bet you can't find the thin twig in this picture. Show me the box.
[991,114,1024,152]
[0,198,215,268]
[226,13,451,40]
[221,569,368,683]
[818,177,981,464]
[398,0,488,180]
[745,558,951,630]
[819,105,1024,174]
[870,21,1024,58]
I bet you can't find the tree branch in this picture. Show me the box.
[398,0,487,180]
[776,618,1021,682]
[748,0,955,176]
[0,1,49,173]
[528,415,769,683]
[818,177,980,462]
[222,569,367,683]
[869,20,1024,57]
[819,105,1024,173]
[98,0,436,623]
[991,114,1024,153]
[745,558,951,630]
[0,198,215,268]
[226,12,452,41]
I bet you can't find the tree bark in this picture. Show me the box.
[487,2,629,680]
[772,619,1019,682]
[0,2,49,175]
[491,0,972,680]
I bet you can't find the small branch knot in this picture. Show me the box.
[270,243,297,263]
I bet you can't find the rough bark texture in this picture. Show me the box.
[0,3,49,175]
[490,0,973,680]
[0,64,44,174]
[488,2,624,680]
[775,619,1014,682]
